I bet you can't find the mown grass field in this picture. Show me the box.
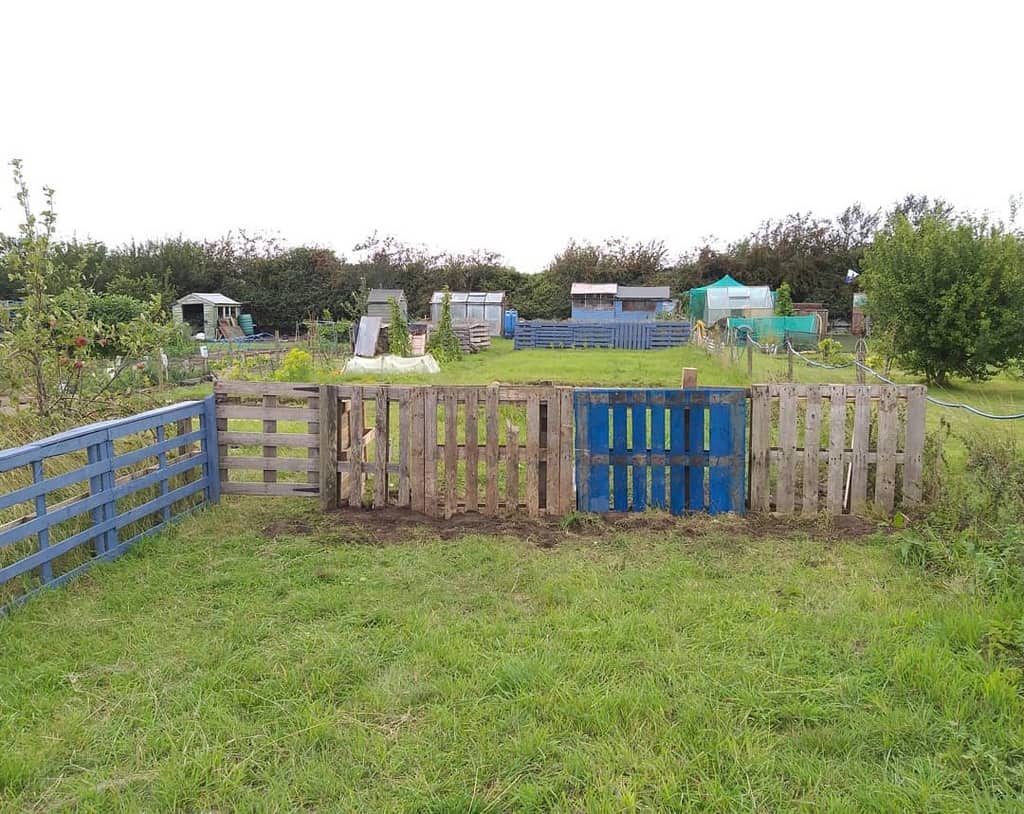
[3,500,1024,812]
[3,340,1024,811]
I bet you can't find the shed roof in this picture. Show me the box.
[570,283,617,296]
[175,292,242,306]
[367,288,406,302]
[616,286,671,300]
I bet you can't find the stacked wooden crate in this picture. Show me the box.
[453,321,491,353]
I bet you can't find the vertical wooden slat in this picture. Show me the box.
[398,389,411,508]
[526,392,540,518]
[826,385,847,515]
[485,385,500,515]
[409,389,425,513]
[708,399,735,513]
[685,399,705,513]
[306,391,320,489]
[776,384,798,515]
[86,444,105,559]
[587,397,609,512]
[202,396,221,505]
[544,391,560,515]
[558,388,574,516]
[903,386,927,505]
[444,390,458,519]
[802,386,822,516]
[575,392,590,512]
[507,421,520,513]
[374,386,388,508]
[631,400,647,512]
[850,387,871,512]
[215,412,227,488]
[649,396,665,510]
[320,385,339,510]
[423,389,438,517]
[31,459,52,582]
[465,389,479,512]
[262,394,278,484]
[748,385,771,512]
[669,400,686,515]
[348,388,364,506]
[611,400,628,512]
[875,387,898,512]
[156,425,170,524]
[538,399,548,512]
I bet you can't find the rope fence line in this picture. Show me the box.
[779,339,1024,421]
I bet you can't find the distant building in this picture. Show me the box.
[570,283,618,320]
[570,283,674,321]
[367,289,407,321]
[172,293,242,338]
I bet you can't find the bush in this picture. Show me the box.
[427,289,461,363]
[388,297,410,357]
[274,348,314,382]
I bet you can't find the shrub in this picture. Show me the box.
[388,297,410,357]
[274,348,314,382]
[428,289,461,363]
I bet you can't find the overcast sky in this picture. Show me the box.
[1,0,1021,272]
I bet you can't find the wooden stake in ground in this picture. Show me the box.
[680,368,698,389]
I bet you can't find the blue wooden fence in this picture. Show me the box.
[574,388,747,515]
[0,397,219,612]
[514,320,691,350]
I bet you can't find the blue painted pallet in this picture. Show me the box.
[574,388,746,515]
[515,321,691,351]
[0,397,220,613]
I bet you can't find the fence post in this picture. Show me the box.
[856,339,867,385]
[680,368,698,389]
[320,385,340,510]
[787,343,794,381]
[31,459,53,584]
[202,395,221,504]
[747,338,753,379]
[100,434,119,555]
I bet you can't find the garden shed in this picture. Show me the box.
[172,293,243,339]
[430,291,506,336]
[367,289,407,321]
[570,283,618,320]
[614,286,674,320]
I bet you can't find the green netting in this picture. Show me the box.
[728,315,820,346]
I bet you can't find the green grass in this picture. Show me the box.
[2,500,1023,811]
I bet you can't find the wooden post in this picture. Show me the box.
[787,344,794,381]
[680,367,698,389]
[320,385,339,510]
[856,339,867,385]
[746,339,753,379]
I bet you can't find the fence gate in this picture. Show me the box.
[574,388,747,515]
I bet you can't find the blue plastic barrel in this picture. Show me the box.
[504,309,518,338]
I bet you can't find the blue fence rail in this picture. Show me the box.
[0,397,219,612]
[574,388,747,515]
[514,320,691,350]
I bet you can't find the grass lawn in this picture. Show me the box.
[2,499,1024,812]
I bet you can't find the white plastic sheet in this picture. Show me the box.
[343,354,441,375]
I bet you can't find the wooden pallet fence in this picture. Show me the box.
[748,384,926,516]
[0,398,218,611]
[214,381,327,497]
[514,321,691,350]
[320,385,573,518]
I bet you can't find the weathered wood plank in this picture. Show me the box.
[218,404,316,421]
[826,385,847,515]
[850,387,871,512]
[776,384,798,514]
[260,395,279,486]
[903,386,927,505]
[219,431,319,447]
[558,388,574,516]
[397,390,411,508]
[306,392,320,487]
[802,386,822,516]
[526,392,540,518]
[464,389,479,512]
[748,385,771,512]
[348,388,364,506]
[222,456,316,472]
[374,386,389,509]
[444,390,459,519]
[222,481,319,497]
[214,380,320,398]
[875,386,898,512]
[319,385,339,509]
[507,421,520,514]
[485,385,499,516]
[545,391,561,515]
[423,389,438,517]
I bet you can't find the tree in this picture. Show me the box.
[861,214,1024,384]
[775,282,795,315]
[387,297,411,357]
[427,289,461,363]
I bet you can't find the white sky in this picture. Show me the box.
[1,0,1021,272]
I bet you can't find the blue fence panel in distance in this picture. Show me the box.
[0,397,220,613]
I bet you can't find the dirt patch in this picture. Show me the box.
[261,518,312,539]
[315,505,883,548]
